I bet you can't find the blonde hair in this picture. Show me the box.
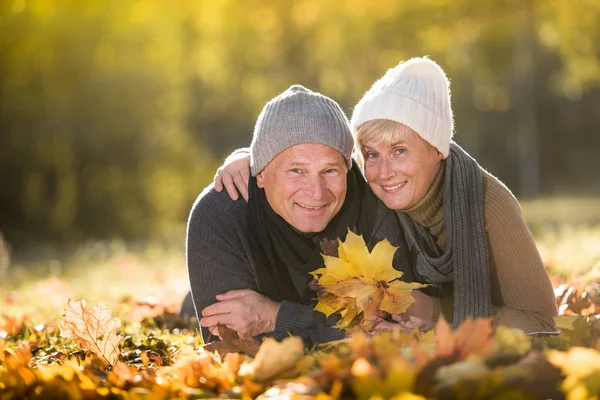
[353,119,440,166]
[355,119,414,149]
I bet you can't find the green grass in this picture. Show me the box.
[1,197,599,323]
[0,240,190,325]
[521,196,600,277]
[521,196,600,229]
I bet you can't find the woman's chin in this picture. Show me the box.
[380,195,411,211]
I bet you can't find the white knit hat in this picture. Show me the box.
[350,57,454,158]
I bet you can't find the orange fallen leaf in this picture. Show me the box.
[58,299,121,367]
[0,314,29,336]
[435,317,494,360]
[241,336,305,382]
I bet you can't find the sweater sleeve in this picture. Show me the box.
[482,170,558,333]
[274,301,345,344]
[186,186,258,342]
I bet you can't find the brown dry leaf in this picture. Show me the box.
[57,299,121,367]
[203,325,261,357]
[140,350,163,367]
[242,336,304,382]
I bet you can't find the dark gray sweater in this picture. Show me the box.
[186,184,410,345]
[186,185,342,344]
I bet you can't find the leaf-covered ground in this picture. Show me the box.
[1,224,599,399]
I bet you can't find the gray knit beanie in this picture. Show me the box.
[351,57,454,158]
[250,85,353,176]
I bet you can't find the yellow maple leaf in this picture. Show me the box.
[314,293,361,328]
[58,299,121,366]
[311,230,426,331]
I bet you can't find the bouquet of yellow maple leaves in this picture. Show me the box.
[311,231,426,333]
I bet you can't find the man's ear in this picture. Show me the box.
[256,171,265,188]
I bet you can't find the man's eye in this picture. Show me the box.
[289,168,302,173]
[324,169,338,174]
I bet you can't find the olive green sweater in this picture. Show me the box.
[404,162,558,333]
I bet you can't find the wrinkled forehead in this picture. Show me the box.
[265,142,347,171]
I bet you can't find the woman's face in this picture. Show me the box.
[361,126,443,210]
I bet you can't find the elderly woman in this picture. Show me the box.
[211,57,557,333]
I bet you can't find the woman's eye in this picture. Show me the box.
[365,152,378,160]
[395,148,406,155]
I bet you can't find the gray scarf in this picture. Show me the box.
[396,142,491,328]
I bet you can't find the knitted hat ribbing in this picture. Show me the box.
[250,85,353,176]
[350,57,454,158]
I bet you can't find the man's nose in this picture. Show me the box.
[305,175,326,199]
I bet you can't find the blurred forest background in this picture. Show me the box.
[1,0,600,259]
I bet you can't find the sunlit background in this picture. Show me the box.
[1,0,599,311]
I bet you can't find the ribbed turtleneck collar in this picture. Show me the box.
[404,160,446,229]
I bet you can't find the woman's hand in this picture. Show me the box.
[394,290,436,332]
[214,150,251,202]
[367,291,437,333]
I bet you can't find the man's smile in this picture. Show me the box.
[295,202,327,211]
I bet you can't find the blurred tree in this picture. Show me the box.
[0,0,599,246]
[0,0,216,243]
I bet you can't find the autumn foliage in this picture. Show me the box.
[0,236,599,398]
[1,302,599,399]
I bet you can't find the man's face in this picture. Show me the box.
[256,143,348,233]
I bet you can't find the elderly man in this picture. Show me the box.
[187,86,365,342]
[185,85,407,344]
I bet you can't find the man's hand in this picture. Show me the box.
[200,289,281,338]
